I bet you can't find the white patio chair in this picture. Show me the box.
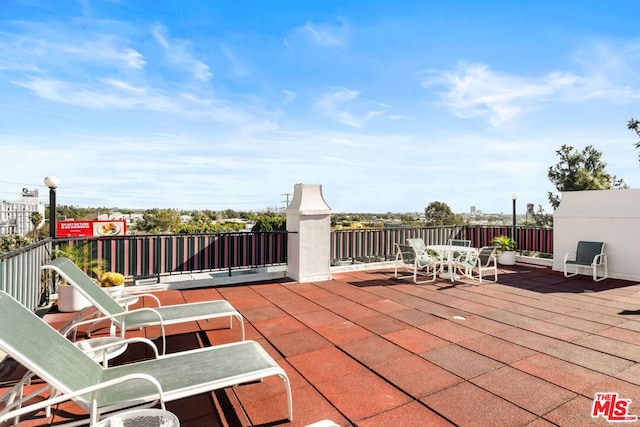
[394,243,442,284]
[563,241,607,282]
[454,246,498,283]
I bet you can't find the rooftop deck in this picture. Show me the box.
[3,263,640,426]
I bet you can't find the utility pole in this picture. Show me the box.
[281,193,292,209]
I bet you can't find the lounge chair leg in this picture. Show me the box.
[278,374,293,421]
[236,315,246,340]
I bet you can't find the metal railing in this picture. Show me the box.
[0,225,552,311]
[0,239,53,311]
[61,231,289,281]
[0,232,288,311]
[330,225,553,265]
[331,225,468,264]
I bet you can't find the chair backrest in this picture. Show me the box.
[406,238,426,254]
[575,241,605,264]
[395,243,416,264]
[44,257,126,319]
[477,246,497,266]
[449,239,471,247]
[0,291,102,395]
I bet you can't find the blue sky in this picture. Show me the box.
[1,1,639,214]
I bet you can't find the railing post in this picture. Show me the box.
[285,184,332,282]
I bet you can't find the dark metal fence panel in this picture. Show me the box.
[467,226,511,248]
[515,227,553,254]
[85,232,288,278]
[331,225,553,264]
[0,240,52,311]
[466,226,553,254]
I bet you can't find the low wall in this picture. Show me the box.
[553,189,640,281]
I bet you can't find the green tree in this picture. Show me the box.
[251,213,286,232]
[186,211,214,232]
[136,209,182,233]
[0,235,32,254]
[424,201,462,226]
[221,209,239,219]
[30,211,43,239]
[400,214,416,222]
[547,144,627,209]
[527,203,553,228]
[627,118,640,163]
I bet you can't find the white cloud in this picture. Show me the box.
[11,77,253,123]
[0,30,146,71]
[151,25,212,82]
[283,90,297,104]
[315,88,387,128]
[293,19,349,48]
[220,43,250,77]
[424,41,640,128]
[103,78,147,94]
[423,63,578,127]
[12,77,178,111]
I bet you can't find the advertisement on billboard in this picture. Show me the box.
[56,220,127,238]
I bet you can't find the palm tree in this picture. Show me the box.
[30,211,43,240]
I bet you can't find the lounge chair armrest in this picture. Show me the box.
[58,306,103,337]
[0,373,166,425]
[115,293,162,308]
[77,337,160,360]
[76,306,165,326]
[62,307,167,341]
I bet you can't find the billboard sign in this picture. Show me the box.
[56,220,127,238]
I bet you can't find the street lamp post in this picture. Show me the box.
[511,193,518,241]
[44,176,60,239]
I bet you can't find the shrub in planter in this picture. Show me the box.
[492,235,517,265]
[100,272,125,298]
[53,243,107,312]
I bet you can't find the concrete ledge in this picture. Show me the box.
[124,266,288,293]
[331,257,556,273]
[516,255,554,267]
[331,261,397,273]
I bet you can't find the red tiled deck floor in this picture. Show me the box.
[3,263,640,426]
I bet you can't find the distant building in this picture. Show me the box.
[0,188,46,237]
[98,212,144,230]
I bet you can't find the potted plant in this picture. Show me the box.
[492,235,517,265]
[52,243,106,312]
[100,271,126,298]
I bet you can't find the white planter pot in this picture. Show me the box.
[498,251,517,265]
[57,284,92,312]
[102,285,124,299]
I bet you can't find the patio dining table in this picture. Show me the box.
[426,244,477,282]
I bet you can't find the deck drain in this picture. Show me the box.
[452,315,466,320]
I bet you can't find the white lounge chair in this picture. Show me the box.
[43,257,244,353]
[0,291,292,426]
